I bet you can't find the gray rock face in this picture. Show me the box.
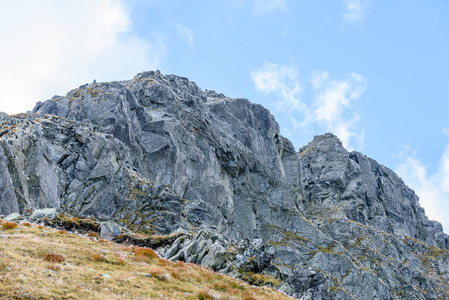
[0,145,19,215]
[100,221,122,241]
[1,70,448,298]
[299,134,448,248]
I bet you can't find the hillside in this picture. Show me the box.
[0,217,291,299]
[0,70,448,299]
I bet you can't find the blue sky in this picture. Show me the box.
[1,0,449,231]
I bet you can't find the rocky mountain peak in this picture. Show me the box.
[1,71,449,299]
[300,132,344,153]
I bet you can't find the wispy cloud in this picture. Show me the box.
[251,63,305,112]
[253,0,287,16]
[342,0,370,24]
[396,143,449,233]
[312,71,366,148]
[0,0,164,114]
[251,63,366,149]
[177,24,195,46]
[442,128,449,137]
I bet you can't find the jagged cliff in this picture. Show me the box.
[1,71,448,299]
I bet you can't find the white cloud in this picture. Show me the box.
[396,145,449,233]
[253,0,287,16]
[251,63,366,150]
[311,70,329,89]
[313,72,366,148]
[342,0,370,23]
[0,0,164,114]
[442,128,449,138]
[177,25,194,46]
[251,63,306,112]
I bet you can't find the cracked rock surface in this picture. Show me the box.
[1,70,448,298]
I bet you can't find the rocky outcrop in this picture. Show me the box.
[1,70,448,298]
[30,208,57,220]
[100,221,122,241]
[299,134,448,249]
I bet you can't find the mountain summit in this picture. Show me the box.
[1,71,448,299]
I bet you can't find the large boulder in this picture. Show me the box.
[30,208,57,220]
[5,213,22,221]
[100,221,122,241]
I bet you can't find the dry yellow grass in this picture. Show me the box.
[1,220,18,230]
[0,221,292,300]
[43,253,66,263]
[88,231,99,238]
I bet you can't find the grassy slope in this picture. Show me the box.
[0,219,292,300]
